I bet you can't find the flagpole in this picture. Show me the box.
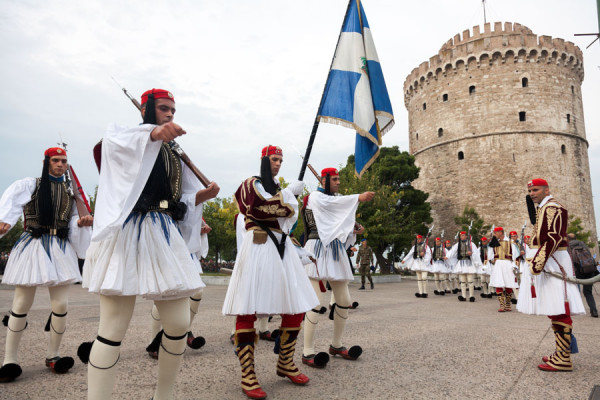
[298,0,353,181]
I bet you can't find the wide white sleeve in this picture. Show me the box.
[91,123,162,241]
[67,202,92,258]
[235,213,247,251]
[0,178,36,238]
[511,243,520,262]
[178,163,204,253]
[470,243,482,266]
[487,246,495,263]
[402,247,414,263]
[423,245,432,263]
[308,191,359,247]
[446,244,458,262]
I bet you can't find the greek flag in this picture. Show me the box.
[318,0,394,177]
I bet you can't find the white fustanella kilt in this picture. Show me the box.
[489,260,519,289]
[431,260,449,274]
[304,238,354,282]
[517,249,585,316]
[222,230,319,316]
[454,259,477,275]
[405,257,432,273]
[2,232,81,286]
[83,212,205,300]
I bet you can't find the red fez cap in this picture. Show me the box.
[509,231,517,235]
[527,178,548,188]
[141,88,174,105]
[524,235,531,239]
[261,145,282,158]
[435,237,441,241]
[445,240,451,243]
[44,147,66,158]
[481,237,488,241]
[494,227,503,232]
[321,167,339,177]
[416,234,423,239]
[460,231,466,235]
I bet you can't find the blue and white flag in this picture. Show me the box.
[318,0,394,177]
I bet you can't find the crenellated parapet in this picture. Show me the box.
[403,22,584,105]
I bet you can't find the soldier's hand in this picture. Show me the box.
[467,251,472,256]
[150,122,186,142]
[358,192,375,202]
[77,215,94,227]
[201,224,212,234]
[0,222,11,235]
[196,182,220,205]
[354,223,365,234]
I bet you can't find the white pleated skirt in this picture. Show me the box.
[83,212,204,300]
[478,262,491,276]
[405,257,431,273]
[489,260,519,288]
[454,259,477,274]
[304,238,354,281]
[222,230,319,315]
[431,260,449,274]
[2,232,81,286]
[517,250,585,316]
[516,261,538,314]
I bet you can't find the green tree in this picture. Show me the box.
[203,196,238,262]
[0,218,24,253]
[337,146,432,273]
[453,206,492,245]
[567,215,596,249]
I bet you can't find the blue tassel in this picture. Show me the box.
[570,333,578,354]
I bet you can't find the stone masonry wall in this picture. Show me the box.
[403,22,597,243]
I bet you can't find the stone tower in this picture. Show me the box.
[403,22,596,241]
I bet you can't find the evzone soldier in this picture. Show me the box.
[445,239,459,293]
[447,232,481,302]
[222,145,317,399]
[431,237,450,295]
[356,238,374,290]
[301,168,374,368]
[509,230,523,304]
[517,179,585,371]
[488,227,519,312]
[146,219,211,358]
[401,234,432,298]
[478,237,493,299]
[516,235,537,314]
[0,147,93,382]
[81,88,220,399]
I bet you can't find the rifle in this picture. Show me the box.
[440,230,446,256]
[57,138,92,217]
[111,78,211,188]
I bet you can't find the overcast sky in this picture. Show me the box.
[1,0,599,229]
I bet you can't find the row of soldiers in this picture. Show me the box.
[402,229,538,312]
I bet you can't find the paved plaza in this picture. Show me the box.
[0,279,599,399]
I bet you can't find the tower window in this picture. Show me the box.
[522,77,528,87]
[561,144,566,154]
[416,132,419,141]
[469,85,475,94]
[571,85,574,94]
[438,128,443,137]
[458,151,464,160]
[519,111,526,122]
[567,114,571,123]
[423,103,426,110]
[442,93,448,102]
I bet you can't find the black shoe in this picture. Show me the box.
[422,293,428,298]
[458,296,466,302]
[370,282,374,290]
[439,291,445,296]
[487,293,493,299]
[511,298,517,304]
[45,356,74,374]
[452,289,459,294]
[591,309,598,318]
[415,293,422,298]
[445,290,451,294]
[469,297,475,302]
[480,293,487,298]
[433,290,439,295]
[0,363,22,383]
[358,286,365,290]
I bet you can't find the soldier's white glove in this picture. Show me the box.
[288,180,305,196]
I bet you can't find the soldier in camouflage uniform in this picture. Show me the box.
[356,239,374,290]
